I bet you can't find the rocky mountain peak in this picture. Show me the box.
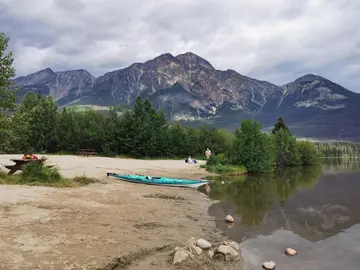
[294,73,323,83]
[176,52,215,71]
[15,68,55,86]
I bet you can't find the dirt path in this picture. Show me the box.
[0,155,239,270]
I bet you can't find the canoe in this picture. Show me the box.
[106,173,209,188]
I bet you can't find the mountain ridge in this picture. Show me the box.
[11,52,360,141]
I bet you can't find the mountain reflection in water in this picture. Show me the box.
[204,158,360,243]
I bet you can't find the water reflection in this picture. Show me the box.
[208,166,323,227]
[206,159,360,242]
[322,157,360,173]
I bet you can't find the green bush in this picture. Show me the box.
[296,141,323,165]
[20,162,62,183]
[206,153,227,166]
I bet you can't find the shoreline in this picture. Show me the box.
[0,155,241,269]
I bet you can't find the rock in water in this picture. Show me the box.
[225,215,234,223]
[196,239,212,249]
[173,248,189,265]
[222,241,240,251]
[216,245,241,261]
[262,261,276,269]
[285,248,297,256]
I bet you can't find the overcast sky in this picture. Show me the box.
[1,0,359,92]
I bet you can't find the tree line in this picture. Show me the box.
[315,141,360,158]
[0,33,322,173]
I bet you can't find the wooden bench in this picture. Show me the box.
[4,158,50,175]
[76,149,98,157]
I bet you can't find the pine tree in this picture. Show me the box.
[272,117,291,135]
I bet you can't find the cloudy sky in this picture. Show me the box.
[1,0,360,92]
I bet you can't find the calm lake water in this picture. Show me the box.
[202,158,360,269]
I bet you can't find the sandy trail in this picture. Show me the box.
[0,155,237,270]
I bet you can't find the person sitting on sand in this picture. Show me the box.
[185,156,198,164]
[185,156,193,164]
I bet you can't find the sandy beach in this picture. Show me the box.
[0,155,240,270]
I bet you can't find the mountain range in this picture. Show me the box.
[11,52,360,141]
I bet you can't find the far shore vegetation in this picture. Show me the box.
[0,32,358,178]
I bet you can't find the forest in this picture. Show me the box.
[1,32,323,173]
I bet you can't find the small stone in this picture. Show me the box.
[285,248,297,256]
[189,245,202,255]
[173,248,189,265]
[262,261,276,270]
[196,239,212,249]
[207,249,215,259]
[225,215,234,223]
[222,241,240,251]
[186,237,196,246]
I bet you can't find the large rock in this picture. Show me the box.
[196,239,212,250]
[222,241,240,251]
[216,244,241,261]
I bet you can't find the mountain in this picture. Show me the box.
[11,52,360,141]
[13,68,95,105]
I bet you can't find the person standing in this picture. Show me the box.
[205,148,212,159]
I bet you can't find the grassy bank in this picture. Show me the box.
[0,162,97,187]
[200,164,247,175]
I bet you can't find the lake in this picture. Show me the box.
[203,158,360,269]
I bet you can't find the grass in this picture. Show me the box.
[201,164,247,175]
[0,162,97,188]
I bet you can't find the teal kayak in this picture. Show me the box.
[106,173,209,188]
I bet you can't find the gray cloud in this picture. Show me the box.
[0,0,359,92]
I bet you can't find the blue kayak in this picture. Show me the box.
[106,173,209,188]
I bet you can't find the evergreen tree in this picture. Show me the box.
[272,117,291,135]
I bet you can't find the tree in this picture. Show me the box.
[0,33,17,152]
[272,117,291,135]
[296,141,323,165]
[25,95,58,151]
[56,108,81,152]
[0,33,17,114]
[232,120,275,172]
[274,128,301,166]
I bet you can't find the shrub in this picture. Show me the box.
[296,141,323,165]
[206,153,227,166]
[20,162,62,183]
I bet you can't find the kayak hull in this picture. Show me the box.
[106,173,209,188]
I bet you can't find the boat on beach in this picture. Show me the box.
[106,173,209,188]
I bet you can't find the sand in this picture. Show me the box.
[0,155,240,270]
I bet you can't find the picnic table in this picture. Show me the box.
[4,158,47,175]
